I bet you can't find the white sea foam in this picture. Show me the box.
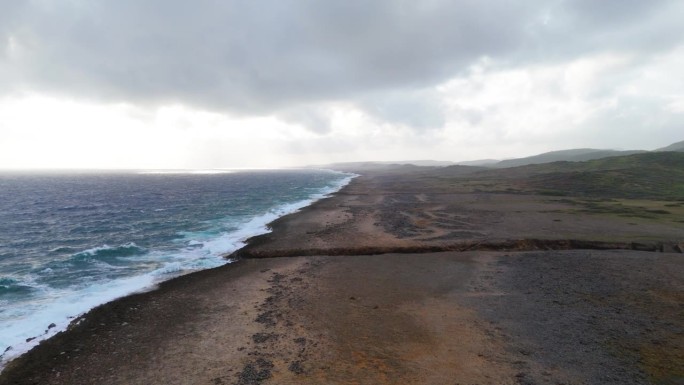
[76,242,142,257]
[0,274,158,369]
[78,244,114,256]
[0,170,355,371]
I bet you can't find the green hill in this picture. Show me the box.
[493,148,645,168]
[455,152,684,200]
[656,140,684,152]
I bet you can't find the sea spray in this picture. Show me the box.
[0,169,354,370]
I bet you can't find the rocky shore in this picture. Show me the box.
[1,169,682,384]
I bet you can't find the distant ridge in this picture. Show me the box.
[380,160,455,167]
[316,139,684,171]
[455,159,499,166]
[492,149,645,168]
[656,140,684,152]
[459,152,684,200]
[320,161,486,175]
[317,160,455,169]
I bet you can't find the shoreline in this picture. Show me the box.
[1,168,682,384]
[0,170,355,372]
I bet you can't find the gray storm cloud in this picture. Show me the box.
[1,0,683,134]
[1,0,527,111]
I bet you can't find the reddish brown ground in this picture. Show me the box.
[1,170,682,385]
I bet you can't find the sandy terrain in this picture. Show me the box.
[1,170,682,385]
[237,173,684,258]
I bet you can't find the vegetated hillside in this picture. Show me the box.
[326,160,454,169]
[656,139,684,152]
[326,162,488,177]
[326,163,431,174]
[455,159,499,166]
[493,148,645,168]
[467,152,684,200]
[429,164,491,177]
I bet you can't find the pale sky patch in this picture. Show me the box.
[0,1,682,169]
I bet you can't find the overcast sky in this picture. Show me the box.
[1,0,683,169]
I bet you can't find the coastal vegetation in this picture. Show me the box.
[438,152,684,201]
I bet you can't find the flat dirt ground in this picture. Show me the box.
[237,172,684,257]
[1,171,682,385]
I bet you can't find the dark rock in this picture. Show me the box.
[288,360,305,375]
[255,311,276,327]
[268,273,285,283]
[236,358,273,385]
[251,333,277,344]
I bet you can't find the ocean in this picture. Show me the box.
[0,169,353,368]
